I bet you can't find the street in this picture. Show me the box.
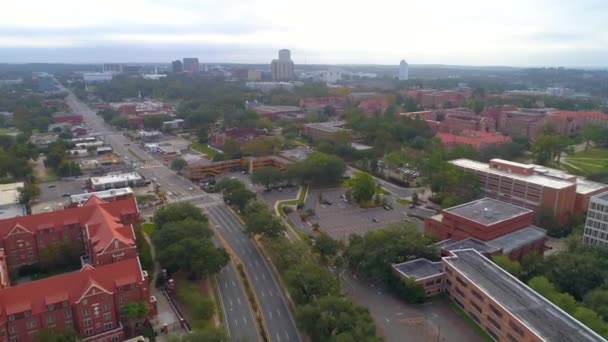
[63,87,298,342]
[207,205,301,342]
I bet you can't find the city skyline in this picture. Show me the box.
[1,0,607,67]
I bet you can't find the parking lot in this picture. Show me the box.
[307,188,416,241]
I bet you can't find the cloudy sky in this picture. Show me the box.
[1,0,607,66]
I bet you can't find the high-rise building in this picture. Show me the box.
[103,63,123,73]
[172,60,183,73]
[398,59,409,81]
[271,49,295,81]
[183,57,199,74]
[583,191,608,247]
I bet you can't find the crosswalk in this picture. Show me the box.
[167,193,223,207]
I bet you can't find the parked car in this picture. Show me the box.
[372,218,379,223]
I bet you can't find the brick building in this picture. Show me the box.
[0,196,139,269]
[301,121,352,143]
[299,97,346,114]
[208,127,272,149]
[393,249,603,342]
[52,113,84,125]
[425,198,546,260]
[436,130,511,151]
[0,258,153,342]
[450,158,608,223]
[357,97,388,116]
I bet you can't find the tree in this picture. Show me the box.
[153,202,206,229]
[350,172,376,205]
[285,262,339,305]
[289,152,346,186]
[168,328,228,342]
[491,255,522,278]
[313,234,338,260]
[546,251,605,300]
[159,237,229,279]
[170,157,187,171]
[251,166,283,190]
[411,192,419,204]
[584,289,608,320]
[296,296,381,342]
[144,115,171,130]
[243,201,284,238]
[32,328,78,342]
[121,301,148,336]
[582,125,606,151]
[388,276,426,304]
[153,219,213,251]
[18,183,40,205]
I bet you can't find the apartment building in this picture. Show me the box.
[393,249,604,342]
[583,191,608,248]
[450,158,608,223]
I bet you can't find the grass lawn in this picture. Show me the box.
[141,223,156,237]
[175,278,216,330]
[565,147,608,175]
[191,142,218,158]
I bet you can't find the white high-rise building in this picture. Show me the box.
[271,49,295,81]
[583,191,608,247]
[399,59,409,81]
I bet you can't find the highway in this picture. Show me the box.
[207,205,301,342]
[63,87,298,342]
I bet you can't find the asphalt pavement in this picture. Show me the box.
[207,205,301,342]
[63,86,296,342]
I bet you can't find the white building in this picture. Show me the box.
[83,72,113,82]
[89,172,146,191]
[0,182,27,219]
[583,191,608,247]
[399,59,409,81]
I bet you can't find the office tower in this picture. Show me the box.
[399,59,409,81]
[172,60,183,73]
[271,49,295,81]
[183,57,199,74]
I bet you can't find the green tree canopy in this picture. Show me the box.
[289,152,346,186]
[285,262,340,305]
[153,202,206,229]
[251,166,284,190]
[243,201,284,238]
[170,157,187,171]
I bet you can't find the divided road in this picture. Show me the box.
[207,205,301,342]
[63,86,297,342]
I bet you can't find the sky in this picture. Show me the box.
[1,0,607,67]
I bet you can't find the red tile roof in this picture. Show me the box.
[0,196,137,254]
[0,258,143,317]
[437,130,511,150]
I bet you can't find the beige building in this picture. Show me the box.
[271,49,295,81]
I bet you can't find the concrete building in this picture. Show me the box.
[394,249,604,342]
[89,173,146,191]
[301,121,352,143]
[0,182,27,220]
[161,119,184,131]
[182,58,199,74]
[208,127,272,149]
[271,49,295,81]
[398,59,409,81]
[137,130,162,142]
[426,198,546,259]
[83,72,113,82]
[66,188,134,208]
[247,70,262,81]
[450,158,608,223]
[171,60,183,73]
[103,63,123,73]
[583,191,608,247]
[250,105,301,120]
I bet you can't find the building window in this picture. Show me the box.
[83,308,90,316]
[104,313,111,320]
[486,329,499,341]
[470,301,482,314]
[103,303,110,311]
[111,336,119,342]
[85,328,93,337]
[435,278,442,284]
[104,322,113,331]
[119,296,124,304]
[46,315,55,324]
[8,315,14,322]
[455,286,465,298]
[489,304,503,318]
[26,320,36,329]
[64,310,72,318]
[508,321,524,337]
[83,318,91,327]
[47,305,54,311]
[487,316,501,330]
[62,301,69,308]
[9,336,18,342]
[471,289,483,301]
[65,321,73,329]
[456,277,468,287]
[507,333,519,342]
[8,326,16,334]
[24,311,30,318]
[469,311,480,324]
[425,280,434,287]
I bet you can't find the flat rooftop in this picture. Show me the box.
[444,197,532,226]
[0,182,23,206]
[304,121,346,133]
[445,249,602,342]
[90,172,143,185]
[254,105,301,113]
[450,158,575,189]
[392,258,443,280]
[593,191,608,203]
[440,238,500,255]
[576,178,608,195]
[0,204,26,220]
[68,187,133,204]
[487,225,546,253]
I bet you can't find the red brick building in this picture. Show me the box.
[0,258,154,342]
[208,127,272,149]
[425,197,546,260]
[357,97,388,116]
[450,158,608,223]
[0,196,139,269]
[299,97,346,113]
[52,113,84,125]
[436,130,511,151]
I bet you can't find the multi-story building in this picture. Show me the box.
[89,173,146,191]
[103,64,123,73]
[182,58,199,74]
[394,249,603,342]
[171,60,183,73]
[0,196,139,269]
[436,130,511,151]
[301,122,352,143]
[208,127,272,149]
[426,197,546,260]
[583,191,608,247]
[450,158,608,223]
[247,70,262,81]
[0,258,153,342]
[398,59,409,81]
[270,49,295,81]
